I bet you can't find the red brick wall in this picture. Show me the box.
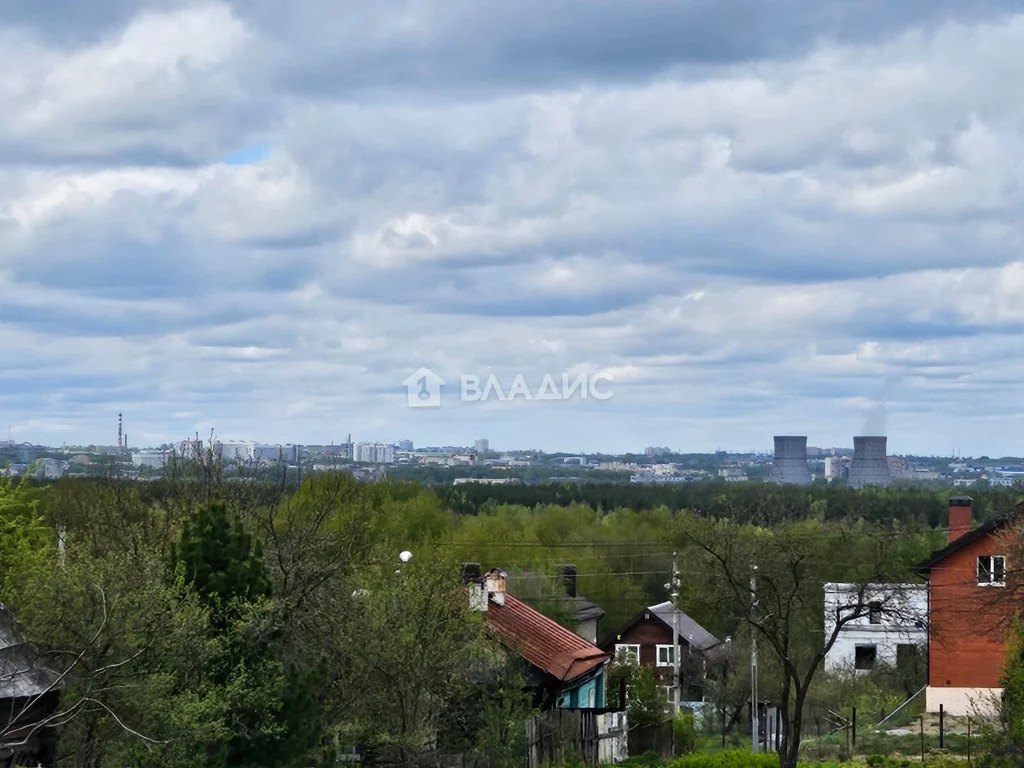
[929,531,1014,689]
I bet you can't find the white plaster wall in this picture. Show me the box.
[825,625,928,672]
[577,618,599,644]
[926,686,1001,717]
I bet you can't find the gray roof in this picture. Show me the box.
[570,595,606,623]
[648,601,720,651]
[500,569,606,625]
[0,605,61,699]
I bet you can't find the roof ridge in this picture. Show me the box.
[503,594,599,652]
[915,503,1024,573]
[485,593,609,682]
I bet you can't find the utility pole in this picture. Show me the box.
[751,564,759,753]
[671,550,681,715]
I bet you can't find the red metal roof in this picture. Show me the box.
[484,594,609,683]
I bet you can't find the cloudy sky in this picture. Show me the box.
[3,1,1024,455]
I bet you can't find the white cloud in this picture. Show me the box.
[0,3,256,163]
[4,4,1024,453]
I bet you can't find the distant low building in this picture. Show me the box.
[718,467,747,482]
[214,441,252,464]
[33,459,67,480]
[451,477,520,485]
[132,451,168,470]
[824,456,850,480]
[253,444,300,464]
[354,443,395,464]
[630,474,697,484]
[644,447,672,458]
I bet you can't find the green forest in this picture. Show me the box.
[1,467,1021,767]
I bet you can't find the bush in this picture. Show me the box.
[673,714,697,755]
[615,753,664,768]
[614,749,963,768]
[666,750,781,767]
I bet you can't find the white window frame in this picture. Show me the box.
[978,555,1007,587]
[656,644,675,667]
[615,644,640,665]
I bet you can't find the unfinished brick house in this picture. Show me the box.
[916,496,1022,716]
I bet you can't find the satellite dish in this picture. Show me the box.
[399,550,413,563]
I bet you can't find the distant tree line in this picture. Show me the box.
[438,480,1024,527]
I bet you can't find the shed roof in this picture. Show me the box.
[0,605,61,699]
[485,595,609,683]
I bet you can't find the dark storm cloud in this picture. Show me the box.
[236,0,1024,94]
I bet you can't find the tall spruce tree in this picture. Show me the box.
[170,501,327,768]
[174,499,271,626]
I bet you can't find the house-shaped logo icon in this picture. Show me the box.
[402,367,446,408]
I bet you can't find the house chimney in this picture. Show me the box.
[558,564,578,598]
[463,563,488,612]
[949,496,973,543]
[484,568,507,606]
[461,562,482,584]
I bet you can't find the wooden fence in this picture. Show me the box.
[526,709,628,768]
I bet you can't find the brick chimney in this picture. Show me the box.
[948,496,973,543]
[462,563,489,612]
[557,564,578,598]
[484,568,507,606]
[460,562,482,584]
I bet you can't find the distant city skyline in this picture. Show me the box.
[4,3,1024,458]
[0,419,1014,459]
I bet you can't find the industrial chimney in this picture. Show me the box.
[770,436,812,485]
[848,436,891,489]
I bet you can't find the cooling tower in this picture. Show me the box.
[848,436,891,489]
[770,436,812,485]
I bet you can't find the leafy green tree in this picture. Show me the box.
[0,478,52,606]
[680,514,920,768]
[7,481,214,768]
[983,620,1024,767]
[332,554,486,762]
[607,662,665,728]
[439,657,536,768]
